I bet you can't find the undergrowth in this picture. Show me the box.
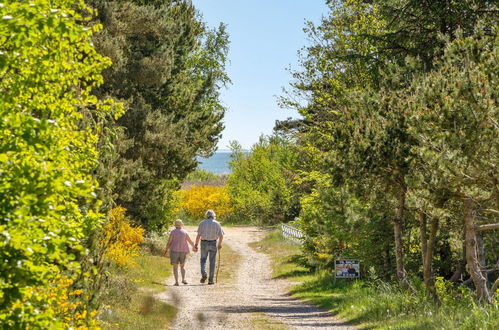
[258,229,499,330]
[99,235,176,329]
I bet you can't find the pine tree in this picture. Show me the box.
[89,0,230,228]
[407,30,498,303]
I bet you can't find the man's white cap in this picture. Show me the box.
[205,210,216,218]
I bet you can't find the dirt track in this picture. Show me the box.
[156,226,354,329]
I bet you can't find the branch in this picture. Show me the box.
[475,223,499,232]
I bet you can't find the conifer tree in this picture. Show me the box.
[282,0,498,292]
[89,0,230,228]
[407,30,498,303]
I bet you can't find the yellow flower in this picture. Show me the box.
[69,289,83,296]
[177,185,232,219]
[103,207,144,267]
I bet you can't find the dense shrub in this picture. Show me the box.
[31,275,99,329]
[0,0,118,326]
[104,207,145,267]
[176,185,232,220]
[227,136,300,224]
[142,232,169,257]
[183,169,228,187]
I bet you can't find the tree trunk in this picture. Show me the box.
[419,213,439,299]
[477,232,487,279]
[425,217,439,300]
[394,184,409,288]
[463,197,492,304]
[419,213,428,270]
[450,225,466,282]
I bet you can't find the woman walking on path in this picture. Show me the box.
[164,219,197,286]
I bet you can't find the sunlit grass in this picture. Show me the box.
[249,229,313,282]
[100,248,177,329]
[255,229,499,330]
[246,313,290,329]
[291,277,499,329]
[216,243,241,283]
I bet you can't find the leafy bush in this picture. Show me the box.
[298,179,394,278]
[30,275,99,329]
[227,136,300,224]
[176,185,232,220]
[104,207,145,267]
[0,0,118,326]
[184,169,220,184]
[142,232,169,257]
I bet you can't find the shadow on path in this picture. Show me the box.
[214,294,348,328]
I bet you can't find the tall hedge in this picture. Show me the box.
[0,0,117,326]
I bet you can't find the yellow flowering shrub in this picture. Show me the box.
[176,185,232,219]
[103,207,144,267]
[11,276,99,329]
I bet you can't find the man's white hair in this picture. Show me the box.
[205,210,216,218]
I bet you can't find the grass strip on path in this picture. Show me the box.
[215,243,241,284]
[255,229,499,330]
[245,313,290,330]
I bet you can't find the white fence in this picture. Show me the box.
[281,223,304,244]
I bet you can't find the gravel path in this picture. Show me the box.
[156,226,354,330]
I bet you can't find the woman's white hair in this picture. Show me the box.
[174,219,183,227]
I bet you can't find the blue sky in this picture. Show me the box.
[192,0,329,150]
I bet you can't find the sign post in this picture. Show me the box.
[334,259,360,279]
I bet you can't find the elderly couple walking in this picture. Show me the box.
[164,210,224,286]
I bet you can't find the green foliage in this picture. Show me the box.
[183,168,227,186]
[291,277,499,329]
[407,29,498,209]
[89,0,230,229]
[299,181,394,278]
[227,136,300,224]
[258,230,499,329]
[278,0,499,301]
[0,0,117,326]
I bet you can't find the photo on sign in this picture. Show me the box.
[335,259,360,278]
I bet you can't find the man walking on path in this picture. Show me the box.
[195,210,224,285]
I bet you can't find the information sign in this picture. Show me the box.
[335,259,360,278]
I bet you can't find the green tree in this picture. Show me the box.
[0,0,117,326]
[89,0,230,229]
[407,30,498,303]
[227,136,300,224]
[282,0,498,294]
